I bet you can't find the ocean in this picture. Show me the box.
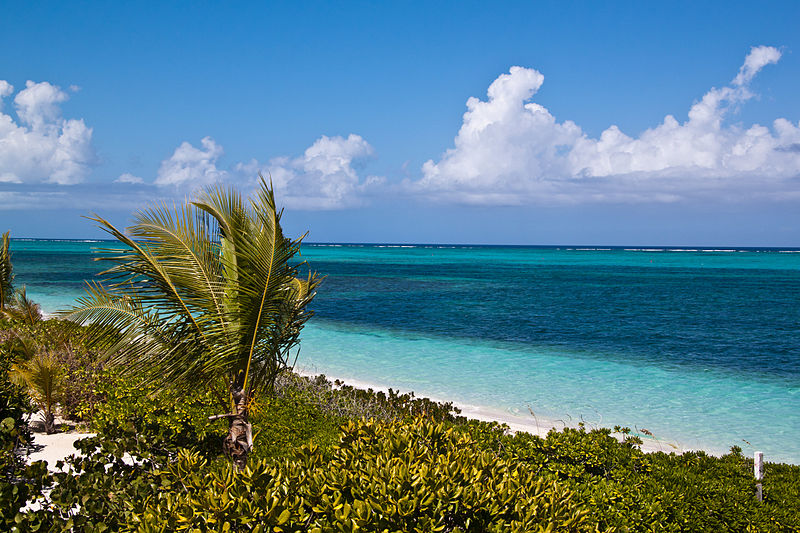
[10,239,800,464]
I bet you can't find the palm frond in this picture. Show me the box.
[127,202,226,321]
[0,231,14,311]
[10,351,63,413]
[62,282,221,393]
[66,177,319,405]
[10,286,42,325]
[87,213,210,341]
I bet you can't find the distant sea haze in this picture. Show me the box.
[13,240,800,464]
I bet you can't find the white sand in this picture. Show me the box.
[21,413,95,470]
[24,431,95,470]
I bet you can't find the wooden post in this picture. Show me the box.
[754,451,764,502]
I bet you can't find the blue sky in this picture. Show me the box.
[1,1,799,245]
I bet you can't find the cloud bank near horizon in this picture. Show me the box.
[411,46,800,205]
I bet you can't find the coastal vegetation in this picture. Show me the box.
[2,357,799,531]
[1,185,799,531]
[64,178,319,468]
[1,231,43,325]
[0,232,13,314]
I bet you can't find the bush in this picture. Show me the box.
[0,322,31,479]
[87,372,225,457]
[83,371,465,463]
[248,388,341,462]
[275,373,466,423]
[5,363,800,532]
[53,418,589,532]
[0,317,106,425]
[0,460,48,529]
[6,405,800,531]
[466,422,800,531]
[6,433,176,531]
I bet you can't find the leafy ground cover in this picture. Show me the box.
[2,317,800,531]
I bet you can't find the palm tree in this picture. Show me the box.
[0,231,13,313]
[11,351,63,434]
[1,232,42,324]
[64,178,319,467]
[7,286,42,326]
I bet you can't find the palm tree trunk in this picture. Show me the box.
[43,410,56,434]
[222,388,252,470]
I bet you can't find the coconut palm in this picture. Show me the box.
[64,178,319,467]
[0,231,40,324]
[0,231,13,313]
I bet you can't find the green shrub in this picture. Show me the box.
[248,388,341,462]
[87,372,225,457]
[128,417,591,532]
[7,433,177,531]
[5,363,800,532]
[467,422,800,531]
[84,371,463,464]
[0,323,31,479]
[6,411,800,531]
[275,373,466,423]
[7,418,591,532]
[0,317,105,425]
[0,460,49,528]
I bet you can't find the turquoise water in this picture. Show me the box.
[10,240,800,463]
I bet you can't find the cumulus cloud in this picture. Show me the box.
[0,80,95,184]
[154,136,227,188]
[146,133,381,209]
[236,134,383,209]
[413,46,800,205]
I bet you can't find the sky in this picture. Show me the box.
[1,1,799,246]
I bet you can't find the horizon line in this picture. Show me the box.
[8,237,800,251]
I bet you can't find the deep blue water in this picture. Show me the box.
[303,245,800,381]
[10,240,800,463]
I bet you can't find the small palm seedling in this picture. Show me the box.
[7,286,42,326]
[11,351,64,434]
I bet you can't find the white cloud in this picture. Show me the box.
[733,45,781,86]
[0,81,13,105]
[237,134,383,209]
[412,46,800,205]
[14,80,69,130]
[0,80,95,184]
[154,136,227,188]
[116,172,144,184]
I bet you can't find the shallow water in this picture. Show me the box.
[11,240,800,463]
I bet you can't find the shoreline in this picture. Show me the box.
[34,311,749,461]
[293,368,695,457]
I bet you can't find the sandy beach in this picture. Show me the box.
[24,431,95,469]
